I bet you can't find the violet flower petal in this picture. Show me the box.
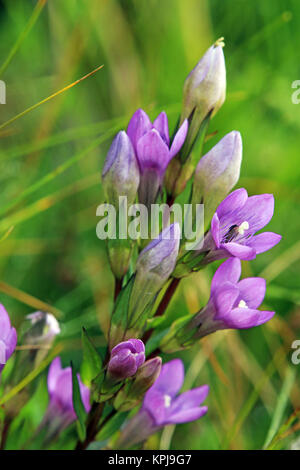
[237,277,266,309]
[247,232,282,254]
[153,111,170,145]
[238,194,274,232]
[136,129,170,174]
[47,357,62,396]
[216,188,248,219]
[0,304,12,339]
[142,389,168,426]
[169,119,188,158]
[214,283,240,318]
[169,386,210,414]
[127,108,152,152]
[255,310,275,326]
[223,307,266,329]
[166,406,208,424]
[150,358,184,397]
[211,258,241,294]
[211,213,221,247]
[222,242,256,260]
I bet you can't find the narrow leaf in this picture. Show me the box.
[81,327,103,386]
[71,361,87,441]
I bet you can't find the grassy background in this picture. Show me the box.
[0,0,299,450]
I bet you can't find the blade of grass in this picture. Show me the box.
[0,64,104,132]
[0,0,48,77]
[266,407,300,450]
[263,367,297,449]
[0,281,62,317]
[0,127,116,218]
[221,347,284,449]
[0,174,99,233]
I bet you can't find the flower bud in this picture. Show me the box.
[179,39,226,163]
[181,38,226,124]
[127,223,181,329]
[102,131,140,279]
[102,131,140,207]
[107,339,145,381]
[192,131,242,229]
[114,357,162,411]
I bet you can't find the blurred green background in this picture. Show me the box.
[0,0,299,450]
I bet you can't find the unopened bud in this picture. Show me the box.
[114,357,162,411]
[180,39,226,163]
[192,131,242,229]
[102,131,140,207]
[102,131,140,279]
[107,339,145,382]
[127,223,180,329]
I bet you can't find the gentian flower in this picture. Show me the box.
[162,258,275,352]
[201,188,281,263]
[118,359,209,447]
[107,339,145,381]
[127,109,188,206]
[0,304,17,374]
[191,258,274,339]
[44,357,90,431]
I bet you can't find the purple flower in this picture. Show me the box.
[193,258,275,337]
[108,339,145,381]
[143,359,209,425]
[118,359,208,447]
[46,357,90,429]
[202,188,281,263]
[0,304,17,374]
[127,109,188,205]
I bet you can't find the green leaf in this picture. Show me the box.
[81,327,103,386]
[109,275,135,348]
[97,411,128,441]
[71,361,87,441]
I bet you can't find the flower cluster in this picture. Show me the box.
[0,38,282,451]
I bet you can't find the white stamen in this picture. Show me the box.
[164,394,172,408]
[238,299,248,309]
[238,221,249,235]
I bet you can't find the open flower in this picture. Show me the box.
[0,304,17,374]
[118,359,208,447]
[192,258,274,337]
[108,339,145,381]
[202,188,281,263]
[45,357,90,430]
[127,109,188,206]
